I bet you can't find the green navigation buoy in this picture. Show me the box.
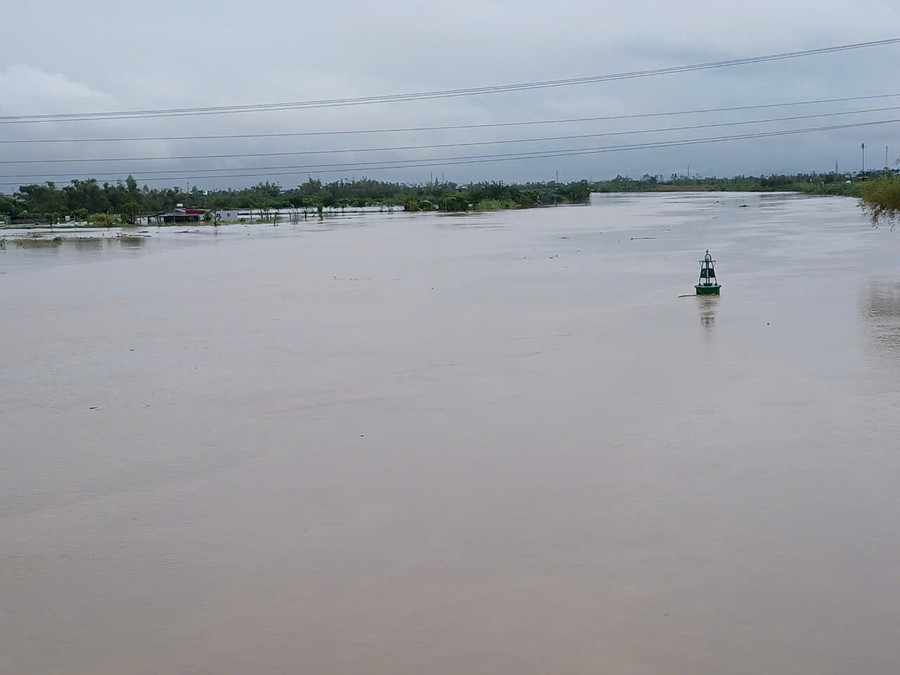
[696,250,721,296]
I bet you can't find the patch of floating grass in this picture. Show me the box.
[118,234,148,246]
[14,236,63,248]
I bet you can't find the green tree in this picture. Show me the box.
[297,178,324,208]
[64,179,110,214]
[559,180,591,202]
[0,196,21,220]
[92,212,116,228]
[125,175,140,199]
[861,175,900,228]
[120,201,141,225]
[19,182,66,215]
[440,194,469,211]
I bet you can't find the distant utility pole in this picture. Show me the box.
[861,143,866,173]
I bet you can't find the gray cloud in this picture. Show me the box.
[2,0,900,190]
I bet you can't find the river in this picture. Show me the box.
[2,192,899,674]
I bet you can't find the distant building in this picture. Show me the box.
[214,209,240,222]
[157,205,206,223]
[539,193,559,205]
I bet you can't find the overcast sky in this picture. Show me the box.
[2,0,900,191]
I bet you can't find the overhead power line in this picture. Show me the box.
[5,104,900,165]
[2,117,897,186]
[2,38,899,124]
[3,93,900,145]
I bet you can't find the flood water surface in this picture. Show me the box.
[3,193,900,674]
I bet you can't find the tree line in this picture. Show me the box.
[0,177,592,224]
[2,172,898,226]
[594,172,866,195]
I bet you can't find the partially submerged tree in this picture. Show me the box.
[860,174,900,229]
[92,212,116,228]
[120,201,141,225]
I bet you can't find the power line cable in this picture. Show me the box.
[5,105,899,165]
[3,117,897,185]
[4,93,900,144]
[2,38,898,124]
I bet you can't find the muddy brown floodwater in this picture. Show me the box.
[2,193,900,674]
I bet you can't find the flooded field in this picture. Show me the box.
[2,192,900,674]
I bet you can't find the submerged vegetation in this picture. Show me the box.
[13,235,63,248]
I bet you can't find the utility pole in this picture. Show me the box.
[861,143,866,173]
